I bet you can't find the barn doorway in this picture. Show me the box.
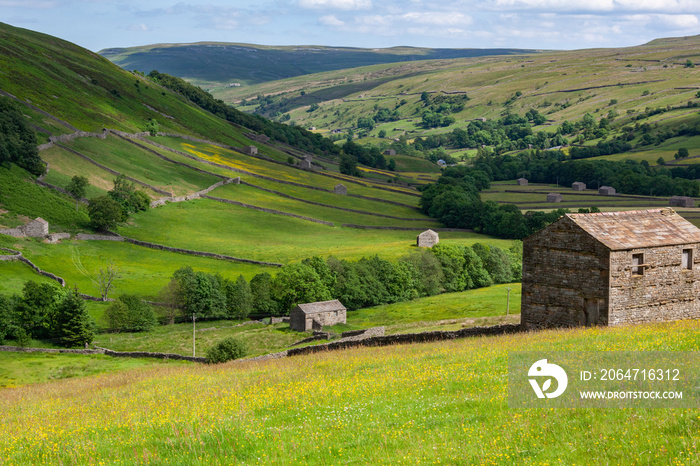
[582,298,602,326]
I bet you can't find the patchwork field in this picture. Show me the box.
[1,319,698,464]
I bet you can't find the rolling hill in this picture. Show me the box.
[99,42,541,88]
[0,22,493,312]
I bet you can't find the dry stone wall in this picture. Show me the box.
[202,195,334,226]
[240,180,426,221]
[121,236,283,267]
[54,143,171,196]
[287,324,521,357]
[343,224,472,232]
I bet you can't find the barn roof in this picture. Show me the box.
[418,229,438,238]
[295,300,346,314]
[566,208,700,250]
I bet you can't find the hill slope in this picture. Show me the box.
[223,35,700,142]
[100,42,541,88]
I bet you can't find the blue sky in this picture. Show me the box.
[2,0,699,52]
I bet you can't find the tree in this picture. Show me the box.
[0,98,43,176]
[272,263,331,313]
[172,267,227,319]
[92,263,121,301]
[398,250,443,297]
[657,157,665,166]
[105,294,157,332]
[66,175,89,210]
[108,175,149,220]
[88,195,122,231]
[339,153,360,177]
[225,275,253,319]
[675,148,689,160]
[144,119,159,136]
[250,272,278,315]
[207,337,247,363]
[156,279,183,324]
[378,129,387,138]
[54,289,95,347]
[16,281,62,339]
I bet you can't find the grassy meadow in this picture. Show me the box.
[1,319,698,464]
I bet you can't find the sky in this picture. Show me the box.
[2,0,700,52]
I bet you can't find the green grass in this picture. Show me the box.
[0,351,184,388]
[118,198,511,265]
[332,283,521,333]
[208,183,440,228]
[2,236,271,300]
[60,136,221,196]
[0,260,58,295]
[148,136,423,205]
[1,319,698,464]
[0,165,90,231]
[94,321,302,358]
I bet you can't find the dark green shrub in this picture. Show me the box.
[207,337,247,364]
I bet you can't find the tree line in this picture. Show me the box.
[157,245,521,322]
[0,97,44,176]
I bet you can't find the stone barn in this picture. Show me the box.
[300,159,312,169]
[517,178,528,186]
[670,196,695,208]
[521,208,700,329]
[244,145,258,156]
[417,229,439,248]
[599,186,616,195]
[572,181,586,191]
[334,184,347,195]
[547,193,563,203]
[384,149,396,156]
[290,300,347,332]
[23,218,49,237]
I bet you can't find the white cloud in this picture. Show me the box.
[490,0,700,12]
[319,15,345,26]
[298,0,372,10]
[401,11,472,26]
[0,0,58,7]
[623,13,699,28]
[127,23,151,31]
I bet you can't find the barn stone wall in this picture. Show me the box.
[608,245,700,325]
[290,308,347,331]
[521,217,610,329]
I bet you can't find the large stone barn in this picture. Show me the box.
[290,300,347,332]
[521,208,700,329]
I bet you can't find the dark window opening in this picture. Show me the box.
[632,253,644,276]
[682,249,693,270]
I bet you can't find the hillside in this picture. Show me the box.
[217,35,700,162]
[100,42,540,88]
[1,319,698,464]
[0,22,496,312]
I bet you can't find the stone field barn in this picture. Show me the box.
[521,208,700,329]
[290,300,347,332]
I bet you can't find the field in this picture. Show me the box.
[1,319,698,464]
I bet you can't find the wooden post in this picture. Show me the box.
[506,287,511,316]
[192,314,196,358]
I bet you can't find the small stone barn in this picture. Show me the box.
[599,186,616,195]
[517,178,528,186]
[521,208,700,329]
[300,159,312,169]
[670,196,695,208]
[547,193,563,203]
[417,229,439,248]
[244,145,258,156]
[572,181,586,191]
[384,149,396,156]
[290,300,347,332]
[23,218,49,237]
[334,184,347,195]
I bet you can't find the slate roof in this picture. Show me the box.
[295,300,346,314]
[418,229,439,239]
[567,208,700,250]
